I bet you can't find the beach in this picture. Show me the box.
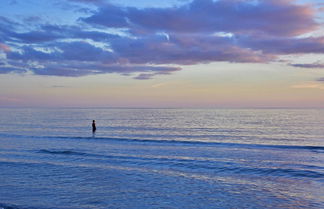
[0,108,323,209]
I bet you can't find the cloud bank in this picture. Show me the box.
[0,0,323,79]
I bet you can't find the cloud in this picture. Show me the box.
[83,0,317,36]
[317,77,324,82]
[133,66,181,79]
[134,73,155,80]
[0,0,323,79]
[31,63,180,78]
[12,31,62,43]
[82,4,129,28]
[56,41,114,61]
[110,34,273,65]
[0,66,26,74]
[5,24,120,44]
[7,46,60,61]
[0,17,20,42]
[7,41,114,62]
[41,24,120,42]
[238,36,324,54]
[290,63,324,69]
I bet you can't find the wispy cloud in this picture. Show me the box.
[317,77,324,82]
[290,63,324,69]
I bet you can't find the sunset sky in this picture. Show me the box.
[0,0,324,108]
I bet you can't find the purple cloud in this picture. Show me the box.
[5,24,120,44]
[31,62,180,78]
[83,0,317,36]
[0,17,19,42]
[317,77,324,82]
[12,31,62,43]
[0,66,26,74]
[82,4,129,28]
[0,0,323,79]
[290,63,324,69]
[134,73,156,80]
[238,36,324,54]
[41,25,120,42]
[110,34,273,65]
[7,41,114,62]
[57,41,114,62]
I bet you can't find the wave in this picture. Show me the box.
[37,149,88,156]
[0,203,42,209]
[218,166,324,178]
[44,136,324,152]
[0,203,19,209]
[1,133,324,152]
[4,150,324,180]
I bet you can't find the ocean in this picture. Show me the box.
[0,108,323,209]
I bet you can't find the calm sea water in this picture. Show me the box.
[0,108,323,209]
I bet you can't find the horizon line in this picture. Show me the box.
[1,106,324,110]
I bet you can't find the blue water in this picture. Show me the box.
[0,108,323,209]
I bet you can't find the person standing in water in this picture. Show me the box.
[92,120,96,133]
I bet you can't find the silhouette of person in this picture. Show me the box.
[92,120,96,133]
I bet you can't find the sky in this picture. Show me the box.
[0,0,324,108]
